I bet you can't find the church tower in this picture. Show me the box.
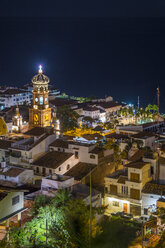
[12,104,23,133]
[29,65,51,128]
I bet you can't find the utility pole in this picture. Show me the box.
[137,96,140,109]
[89,170,92,248]
[157,86,160,114]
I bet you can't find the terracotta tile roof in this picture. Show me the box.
[97,101,122,109]
[131,131,155,139]
[129,150,144,162]
[34,151,73,169]
[125,161,148,169]
[64,162,97,180]
[71,183,100,199]
[49,98,77,107]
[0,192,8,201]
[83,106,99,112]
[0,140,13,150]
[106,169,128,179]
[117,176,128,184]
[49,139,68,149]
[24,127,48,137]
[105,133,128,139]
[0,168,23,177]
[142,182,165,195]
[89,146,104,155]
[142,121,164,128]
[0,89,27,95]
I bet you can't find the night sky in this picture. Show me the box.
[0,1,165,111]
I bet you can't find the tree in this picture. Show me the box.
[56,105,79,132]
[9,192,101,248]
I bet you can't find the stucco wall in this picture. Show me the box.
[0,192,24,221]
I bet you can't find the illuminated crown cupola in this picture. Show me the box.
[29,65,51,128]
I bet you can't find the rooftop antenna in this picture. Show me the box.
[137,96,140,109]
[157,86,160,114]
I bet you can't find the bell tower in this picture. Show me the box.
[29,65,51,128]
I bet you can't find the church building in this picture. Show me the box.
[29,66,51,128]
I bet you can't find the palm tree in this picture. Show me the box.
[51,189,71,208]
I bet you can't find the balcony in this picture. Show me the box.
[105,192,142,204]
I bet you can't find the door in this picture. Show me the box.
[123,203,128,213]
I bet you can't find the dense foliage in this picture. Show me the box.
[8,190,101,248]
[56,106,79,132]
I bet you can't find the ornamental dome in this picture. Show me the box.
[0,117,8,135]
[32,65,50,85]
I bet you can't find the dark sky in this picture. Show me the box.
[0,1,165,111]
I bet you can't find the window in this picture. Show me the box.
[49,169,52,175]
[59,167,61,171]
[90,154,95,159]
[75,151,79,159]
[130,188,140,200]
[40,96,43,105]
[113,201,119,207]
[12,195,20,205]
[67,164,70,170]
[122,186,128,195]
[144,208,148,215]
[151,166,154,175]
[130,173,140,183]
[36,167,39,173]
[42,167,46,175]
[109,185,117,195]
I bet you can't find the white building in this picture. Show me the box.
[9,127,56,166]
[0,191,24,226]
[0,88,32,108]
[0,162,34,185]
[142,182,165,217]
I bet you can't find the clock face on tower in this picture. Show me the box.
[34,114,38,122]
[45,114,49,121]
[45,97,47,102]
[35,97,38,102]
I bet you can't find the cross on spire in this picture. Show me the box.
[38,65,43,74]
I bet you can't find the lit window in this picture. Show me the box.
[112,201,119,207]
[40,96,43,105]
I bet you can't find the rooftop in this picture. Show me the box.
[142,182,165,195]
[34,151,73,169]
[64,162,97,180]
[0,139,14,150]
[0,88,27,96]
[0,167,24,177]
[0,192,8,201]
[106,169,128,179]
[71,183,100,199]
[129,150,144,162]
[96,101,122,109]
[125,161,148,169]
[142,121,164,128]
[131,131,155,139]
[24,127,48,137]
[49,139,69,149]
[83,106,99,112]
